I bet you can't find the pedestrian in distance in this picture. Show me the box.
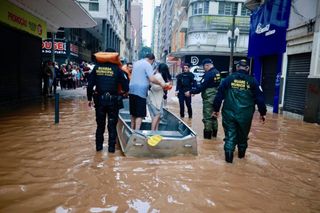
[185,58,221,139]
[129,53,170,130]
[175,63,197,118]
[212,59,267,163]
[87,48,129,153]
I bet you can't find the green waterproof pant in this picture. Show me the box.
[201,87,218,132]
[222,109,253,152]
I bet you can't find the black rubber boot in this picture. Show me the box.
[212,129,217,137]
[96,143,103,152]
[225,151,234,163]
[108,144,115,153]
[203,130,212,139]
[238,149,246,159]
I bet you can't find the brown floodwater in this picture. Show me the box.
[0,88,319,213]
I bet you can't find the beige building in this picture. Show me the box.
[171,0,251,72]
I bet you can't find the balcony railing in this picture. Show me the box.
[188,15,250,33]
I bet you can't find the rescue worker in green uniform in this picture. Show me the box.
[185,58,221,139]
[212,59,266,163]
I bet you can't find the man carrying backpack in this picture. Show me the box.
[175,63,196,118]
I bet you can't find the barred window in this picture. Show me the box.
[89,0,99,11]
[218,2,238,16]
[241,3,251,16]
[192,1,210,15]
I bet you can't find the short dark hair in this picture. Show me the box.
[126,62,133,66]
[145,53,155,60]
[183,63,190,68]
[105,48,116,52]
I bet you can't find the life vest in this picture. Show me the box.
[94,52,122,69]
[94,52,126,95]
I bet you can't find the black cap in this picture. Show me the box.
[237,59,248,67]
[202,58,213,65]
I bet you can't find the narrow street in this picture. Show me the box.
[0,88,319,212]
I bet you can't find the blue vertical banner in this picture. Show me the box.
[248,0,291,113]
[248,0,291,57]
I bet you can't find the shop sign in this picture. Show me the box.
[248,0,291,57]
[70,43,79,57]
[0,0,47,39]
[42,40,66,55]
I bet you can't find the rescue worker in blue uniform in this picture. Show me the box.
[212,59,267,163]
[175,63,196,118]
[185,58,221,139]
[87,48,129,153]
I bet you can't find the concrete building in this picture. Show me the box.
[171,0,251,73]
[245,0,320,124]
[283,0,320,123]
[159,0,174,62]
[168,0,189,76]
[0,0,96,106]
[131,0,143,61]
[151,6,161,59]
[78,0,127,57]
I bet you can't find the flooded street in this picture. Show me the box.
[0,88,319,213]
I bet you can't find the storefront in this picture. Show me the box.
[183,55,244,73]
[283,53,311,115]
[42,40,82,65]
[248,0,291,113]
[0,0,46,106]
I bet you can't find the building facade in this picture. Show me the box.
[171,0,251,73]
[283,0,320,123]
[0,0,95,106]
[78,0,128,57]
[159,0,174,62]
[245,0,320,123]
[151,5,161,59]
[131,0,143,61]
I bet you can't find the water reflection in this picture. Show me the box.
[0,88,319,212]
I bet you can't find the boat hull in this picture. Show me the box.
[116,99,197,157]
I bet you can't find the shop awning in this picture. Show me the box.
[9,0,96,32]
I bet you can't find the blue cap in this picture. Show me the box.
[202,58,213,65]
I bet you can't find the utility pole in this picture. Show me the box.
[229,3,237,72]
[51,32,55,63]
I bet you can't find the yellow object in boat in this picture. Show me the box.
[147,135,163,146]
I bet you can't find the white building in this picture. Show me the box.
[78,0,127,57]
[172,0,251,72]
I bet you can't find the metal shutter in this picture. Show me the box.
[283,53,311,115]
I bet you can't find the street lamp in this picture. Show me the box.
[228,3,239,72]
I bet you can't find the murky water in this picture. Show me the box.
[0,88,319,212]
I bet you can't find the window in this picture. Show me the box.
[241,3,251,16]
[192,1,210,15]
[89,0,99,11]
[218,2,238,16]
